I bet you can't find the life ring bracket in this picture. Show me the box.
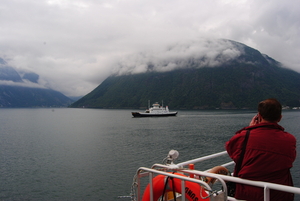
[135,167,230,201]
[139,169,213,201]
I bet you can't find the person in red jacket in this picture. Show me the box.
[226,98,296,201]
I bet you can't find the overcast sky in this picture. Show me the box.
[0,0,299,97]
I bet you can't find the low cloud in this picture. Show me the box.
[112,39,243,75]
[0,79,46,89]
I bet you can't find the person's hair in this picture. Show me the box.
[258,98,282,122]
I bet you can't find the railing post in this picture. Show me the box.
[149,172,153,201]
[264,186,270,201]
[181,179,186,201]
[137,174,141,201]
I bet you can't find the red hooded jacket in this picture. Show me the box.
[226,122,296,201]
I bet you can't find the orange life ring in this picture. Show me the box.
[142,173,210,201]
[205,166,230,185]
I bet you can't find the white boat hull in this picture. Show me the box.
[132,111,177,117]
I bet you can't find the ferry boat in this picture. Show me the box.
[132,102,177,117]
[129,150,300,201]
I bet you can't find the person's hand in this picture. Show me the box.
[249,114,259,126]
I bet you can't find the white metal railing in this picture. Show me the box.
[133,151,300,201]
[176,151,230,168]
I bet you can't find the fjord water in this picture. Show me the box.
[0,108,299,201]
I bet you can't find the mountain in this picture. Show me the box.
[0,85,73,107]
[0,65,23,82]
[21,72,39,83]
[0,60,73,107]
[70,39,300,109]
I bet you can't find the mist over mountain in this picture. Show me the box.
[110,39,278,75]
[0,60,73,107]
[70,39,300,109]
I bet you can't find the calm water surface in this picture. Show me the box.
[0,109,299,201]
